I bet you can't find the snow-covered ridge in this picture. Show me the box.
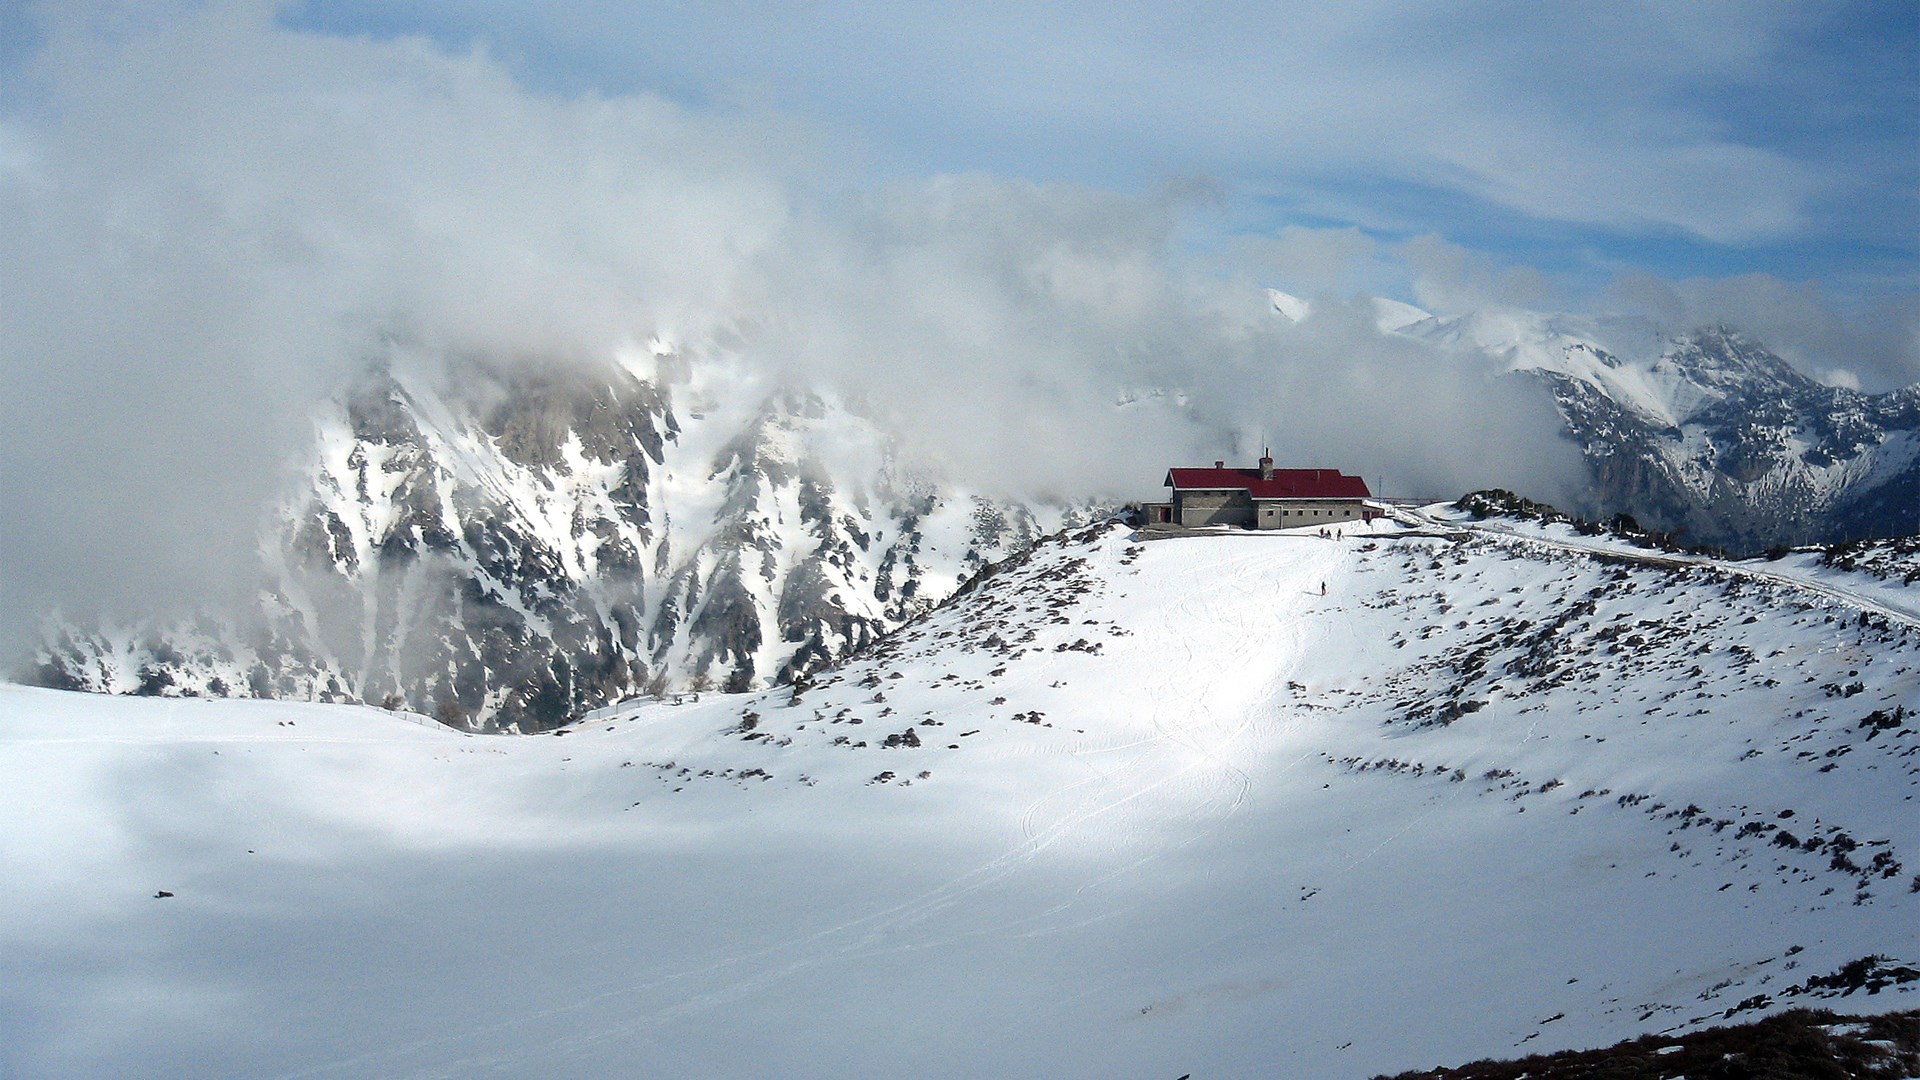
[6,514,1915,1076]
[1418,500,1920,626]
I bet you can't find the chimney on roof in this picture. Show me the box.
[1259,449,1274,481]
[1214,459,1225,469]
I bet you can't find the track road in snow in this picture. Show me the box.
[1393,503,1920,628]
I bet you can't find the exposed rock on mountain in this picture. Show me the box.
[1394,309,1919,551]
[33,353,1071,730]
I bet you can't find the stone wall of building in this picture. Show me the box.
[1174,491,1255,528]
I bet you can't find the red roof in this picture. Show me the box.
[1164,467,1370,500]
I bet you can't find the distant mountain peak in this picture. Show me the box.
[1341,303,1919,549]
[26,300,1918,723]
[1659,324,1816,395]
[1267,289,1312,323]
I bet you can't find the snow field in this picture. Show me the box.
[4,518,1916,1078]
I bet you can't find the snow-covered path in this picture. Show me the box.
[1396,503,1920,626]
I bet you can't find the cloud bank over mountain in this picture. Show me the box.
[0,2,1911,647]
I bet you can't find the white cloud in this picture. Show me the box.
[1609,271,1920,391]
[8,2,1904,657]
[434,1,1836,245]
[1403,234,1557,315]
[1218,226,1391,300]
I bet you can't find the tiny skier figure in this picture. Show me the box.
[1320,582,1327,596]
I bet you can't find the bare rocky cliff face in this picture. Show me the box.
[32,354,1074,730]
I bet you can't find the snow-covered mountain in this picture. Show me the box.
[1267,289,1920,550]
[32,349,1077,730]
[29,296,1917,729]
[6,509,1915,1077]
[1390,304,1920,550]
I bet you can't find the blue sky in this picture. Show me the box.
[270,1,1918,310]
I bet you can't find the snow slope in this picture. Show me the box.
[5,518,1917,1078]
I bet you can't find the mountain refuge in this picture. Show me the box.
[1141,453,1381,530]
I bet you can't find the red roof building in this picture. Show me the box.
[1142,454,1378,530]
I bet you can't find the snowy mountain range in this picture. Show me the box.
[7,507,1915,1076]
[26,299,1919,729]
[32,349,1074,730]
[1311,293,1920,551]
